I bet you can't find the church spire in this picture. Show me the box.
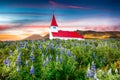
[51,13,58,26]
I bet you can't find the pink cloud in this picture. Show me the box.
[0,25,10,30]
[49,0,90,9]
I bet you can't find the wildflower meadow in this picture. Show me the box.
[0,39,120,80]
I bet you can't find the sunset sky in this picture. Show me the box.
[0,0,120,40]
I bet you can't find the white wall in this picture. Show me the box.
[50,26,58,32]
[51,37,84,40]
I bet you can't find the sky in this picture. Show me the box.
[0,0,120,40]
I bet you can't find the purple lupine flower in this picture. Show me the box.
[4,58,9,65]
[67,50,71,57]
[20,42,24,48]
[74,55,76,61]
[43,39,46,42]
[56,56,59,62]
[30,65,34,74]
[4,58,10,67]
[49,54,52,60]
[25,42,28,48]
[31,46,34,51]
[9,50,13,56]
[91,62,96,73]
[39,44,42,50]
[16,53,22,66]
[60,56,62,63]
[87,68,93,78]
[26,60,29,66]
[7,60,10,68]
[16,66,20,72]
[30,53,35,61]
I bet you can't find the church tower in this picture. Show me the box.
[50,14,58,32]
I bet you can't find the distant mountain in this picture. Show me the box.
[77,30,120,39]
[24,34,43,40]
[43,34,49,39]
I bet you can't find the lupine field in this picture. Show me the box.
[0,39,120,80]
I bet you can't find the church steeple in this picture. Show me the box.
[51,14,58,26]
[50,13,58,32]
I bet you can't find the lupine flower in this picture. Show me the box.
[60,56,62,63]
[16,53,22,66]
[30,52,35,61]
[67,50,71,57]
[32,46,34,51]
[39,44,42,50]
[87,68,93,78]
[20,42,24,48]
[4,58,9,65]
[56,56,59,62]
[91,62,96,72]
[43,39,46,42]
[30,65,34,74]
[46,57,49,63]
[6,60,10,68]
[26,60,29,66]
[25,42,28,48]
[74,55,76,61]
[9,50,13,56]
[49,54,52,60]
[16,66,20,72]
[4,58,10,68]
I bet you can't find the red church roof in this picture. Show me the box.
[52,30,84,38]
[51,14,58,26]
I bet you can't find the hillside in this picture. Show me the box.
[77,30,120,39]
[24,34,43,40]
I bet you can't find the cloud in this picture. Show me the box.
[0,25,9,30]
[0,12,50,16]
[49,0,90,9]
